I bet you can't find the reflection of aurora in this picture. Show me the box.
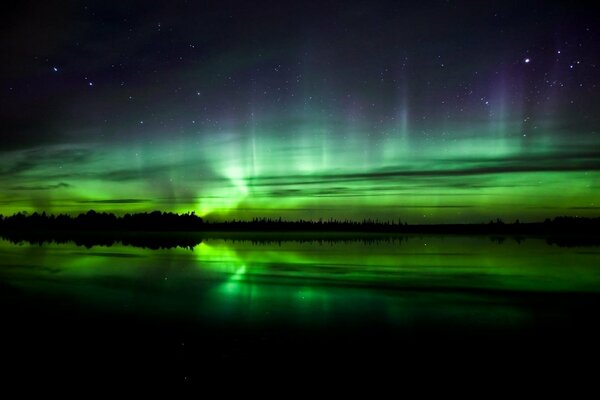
[194,237,600,325]
[2,237,600,327]
[196,238,600,294]
[2,237,600,293]
[0,119,599,222]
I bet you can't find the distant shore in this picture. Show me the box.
[1,210,599,235]
[1,211,599,248]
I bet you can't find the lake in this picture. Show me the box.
[1,233,599,384]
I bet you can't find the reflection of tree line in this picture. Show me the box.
[0,211,598,248]
[0,230,412,250]
[0,230,202,250]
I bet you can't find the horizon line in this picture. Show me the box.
[1,210,599,226]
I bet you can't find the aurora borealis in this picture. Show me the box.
[1,1,599,222]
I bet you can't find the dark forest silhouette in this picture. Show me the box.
[1,210,599,233]
[0,211,599,248]
[0,210,204,232]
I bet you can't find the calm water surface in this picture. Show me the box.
[1,234,599,383]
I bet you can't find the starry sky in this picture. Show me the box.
[1,0,599,222]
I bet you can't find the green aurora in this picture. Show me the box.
[1,119,599,222]
[2,2,599,223]
[2,236,599,325]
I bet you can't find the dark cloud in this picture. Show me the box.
[77,199,149,204]
[9,182,72,191]
[0,147,96,177]
[69,252,144,258]
[91,159,217,183]
[390,205,474,209]
[442,150,600,165]
[247,158,600,188]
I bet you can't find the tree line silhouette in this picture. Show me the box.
[0,210,203,231]
[0,210,599,236]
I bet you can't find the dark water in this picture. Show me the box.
[1,234,599,384]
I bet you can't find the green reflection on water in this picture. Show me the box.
[1,236,599,330]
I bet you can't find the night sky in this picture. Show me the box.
[1,0,599,222]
